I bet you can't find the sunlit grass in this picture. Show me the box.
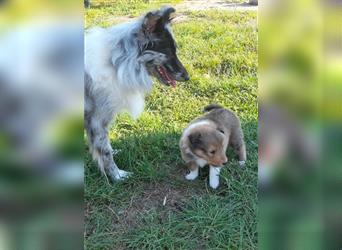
[85,4,257,249]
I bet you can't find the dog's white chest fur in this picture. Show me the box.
[195,157,207,167]
[85,24,151,120]
[121,91,145,119]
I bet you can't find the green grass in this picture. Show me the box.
[85,2,257,249]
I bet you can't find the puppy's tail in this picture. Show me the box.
[203,104,223,112]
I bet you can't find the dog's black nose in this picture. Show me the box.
[223,161,228,165]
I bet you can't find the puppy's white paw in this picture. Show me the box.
[209,178,219,189]
[185,169,199,180]
[114,169,132,181]
[239,161,246,166]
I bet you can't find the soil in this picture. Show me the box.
[176,0,258,12]
[106,0,258,23]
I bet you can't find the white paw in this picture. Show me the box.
[185,169,199,180]
[209,178,219,189]
[115,169,132,181]
[239,161,246,166]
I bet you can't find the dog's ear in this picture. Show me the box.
[188,132,202,148]
[160,6,176,23]
[142,11,162,33]
[142,7,175,34]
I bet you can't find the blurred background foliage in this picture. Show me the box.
[0,0,83,250]
[259,0,342,249]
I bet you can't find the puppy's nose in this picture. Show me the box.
[223,161,228,165]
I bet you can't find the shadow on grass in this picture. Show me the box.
[84,120,257,249]
[86,120,257,185]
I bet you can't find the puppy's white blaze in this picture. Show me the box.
[185,168,199,180]
[209,166,222,189]
[182,120,212,139]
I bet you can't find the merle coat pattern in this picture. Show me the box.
[85,7,189,181]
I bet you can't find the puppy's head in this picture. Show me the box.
[188,128,228,166]
[139,6,189,87]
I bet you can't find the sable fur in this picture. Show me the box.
[179,104,246,188]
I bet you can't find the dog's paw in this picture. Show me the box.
[209,178,219,189]
[114,169,132,181]
[239,161,246,167]
[185,171,198,180]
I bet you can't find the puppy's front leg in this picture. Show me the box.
[209,166,222,189]
[185,161,199,180]
[237,143,247,166]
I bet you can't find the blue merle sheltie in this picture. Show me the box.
[85,7,189,181]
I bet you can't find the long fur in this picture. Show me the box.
[85,20,148,178]
[85,12,174,180]
[86,20,152,91]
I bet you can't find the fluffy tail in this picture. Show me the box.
[203,104,223,112]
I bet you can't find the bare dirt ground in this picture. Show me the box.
[106,0,258,24]
[176,0,258,12]
[109,181,207,232]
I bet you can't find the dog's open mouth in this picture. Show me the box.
[156,66,176,88]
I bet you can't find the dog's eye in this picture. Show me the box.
[209,150,216,154]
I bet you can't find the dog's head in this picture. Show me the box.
[188,128,228,166]
[139,7,189,87]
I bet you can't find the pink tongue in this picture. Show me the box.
[160,67,176,88]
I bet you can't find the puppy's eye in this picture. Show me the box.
[209,150,216,154]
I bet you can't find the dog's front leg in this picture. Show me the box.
[209,166,222,189]
[185,161,199,180]
[88,119,131,181]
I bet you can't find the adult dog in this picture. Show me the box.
[85,7,189,181]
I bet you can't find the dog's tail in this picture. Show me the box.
[203,104,223,112]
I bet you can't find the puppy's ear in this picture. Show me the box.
[142,11,162,34]
[188,132,202,148]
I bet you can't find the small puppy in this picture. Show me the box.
[179,104,246,189]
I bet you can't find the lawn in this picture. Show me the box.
[85,1,258,249]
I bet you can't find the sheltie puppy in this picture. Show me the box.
[180,104,246,189]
